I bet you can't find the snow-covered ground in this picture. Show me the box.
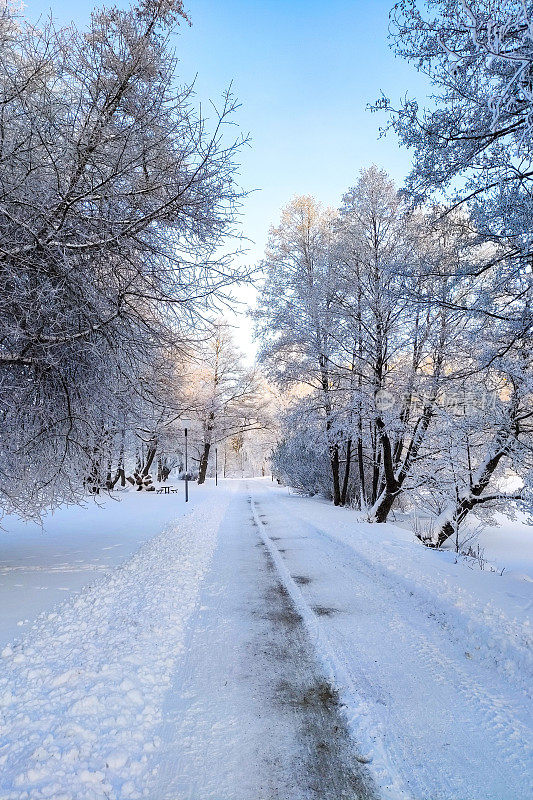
[0,483,225,800]
[393,507,533,582]
[0,486,208,648]
[477,511,533,579]
[252,483,532,799]
[0,479,531,799]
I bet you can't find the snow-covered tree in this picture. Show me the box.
[254,196,349,504]
[0,0,246,517]
[376,0,532,322]
[183,321,265,485]
[256,173,475,516]
[426,328,532,547]
[335,166,419,512]
[272,405,333,497]
[257,166,533,543]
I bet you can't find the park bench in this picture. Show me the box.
[156,485,174,495]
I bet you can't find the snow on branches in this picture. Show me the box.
[256,168,532,546]
[377,1,533,273]
[0,1,247,517]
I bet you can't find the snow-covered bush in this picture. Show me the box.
[271,416,333,499]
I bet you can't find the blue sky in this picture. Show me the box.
[28,0,429,354]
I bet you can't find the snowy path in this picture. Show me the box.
[0,480,531,799]
[146,484,376,800]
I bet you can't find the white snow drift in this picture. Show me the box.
[0,493,229,800]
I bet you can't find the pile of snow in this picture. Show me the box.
[0,489,198,647]
[0,495,228,800]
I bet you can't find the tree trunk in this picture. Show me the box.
[111,432,126,488]
[369,421,399,521]
[142,437,157,477]
[110,466,125,489]
[340,438,352,506]
[370,422,381,504]
[319,357,341,506]
[357,436,366,508]
[87,447,101,494]
[372,488,398,522]
[198,440,211,485]
[371,393,440,523]
[330,443,341,506]
[431,446,508,547]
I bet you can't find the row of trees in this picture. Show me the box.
[256,0,532,548]
[255,169,531,547]
[0,0,259,517]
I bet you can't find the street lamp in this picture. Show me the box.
[185,427,188,502]
[215,446,218,486]
[181,419,191,503]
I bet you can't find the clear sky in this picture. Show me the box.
[27,0,429,357]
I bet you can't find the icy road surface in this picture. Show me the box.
[0,479,531,799]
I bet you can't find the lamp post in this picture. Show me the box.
[215,446,218,486]
[180,421,190,503]
[184,426,189,502]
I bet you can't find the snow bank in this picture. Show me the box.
[0,494,229,800]
[0,489,205,647]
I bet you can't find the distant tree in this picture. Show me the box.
[184,321,265,485]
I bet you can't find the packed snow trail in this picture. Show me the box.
[145,484,377,800]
